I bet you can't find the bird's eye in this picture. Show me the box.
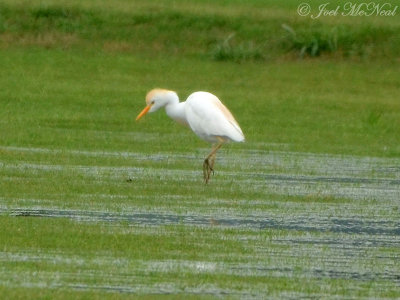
[151,100,155,104]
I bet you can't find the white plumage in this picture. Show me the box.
[185,91,244,143]
[136,88,244,183]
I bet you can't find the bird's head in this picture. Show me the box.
[136,88,178,121]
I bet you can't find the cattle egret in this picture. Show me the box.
[136,89,245,183]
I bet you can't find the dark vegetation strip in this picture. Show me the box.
[6,208,400,235]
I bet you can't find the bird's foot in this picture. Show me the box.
[203,158,214,184]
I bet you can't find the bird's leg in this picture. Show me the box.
[203,152,216,183]
[208,152,216,174]
[203,160,209,183]
[203,157,214,184]
[203,142,223,184]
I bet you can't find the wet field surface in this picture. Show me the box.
[0,145,399,298]
[7,208,400,236]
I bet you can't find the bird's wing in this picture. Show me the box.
[209,98,244,138]
[185,92,244,142]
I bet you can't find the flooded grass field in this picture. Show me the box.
[1,142,399,298]
[1,0,400,296]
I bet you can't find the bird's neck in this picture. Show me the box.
[165,101,188,126]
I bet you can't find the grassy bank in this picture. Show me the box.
[1,0,400,61]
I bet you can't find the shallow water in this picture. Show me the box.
[1,145,399,297]
[6,208,400,236]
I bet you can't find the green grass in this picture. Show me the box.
[1,0,400,60]
[0,48,399,156]
[0,0,400,298]
[1,217,399,298]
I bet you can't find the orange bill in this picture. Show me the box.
[136,104,152,121]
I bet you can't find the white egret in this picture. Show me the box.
[136,89,244,183]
